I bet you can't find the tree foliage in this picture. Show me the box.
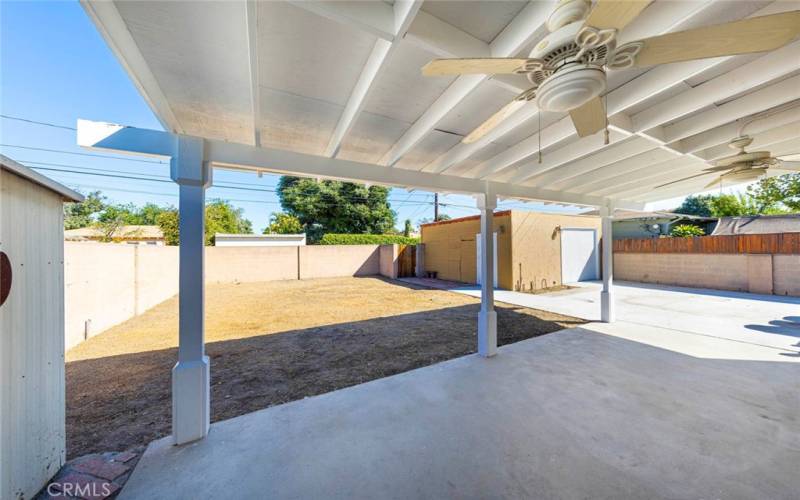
[276,177,396,242]
[670,224,706,238]
[265,213,303,234]
[403,219,412,237]
[156,199,253,246]
[64,191,106,229]
[318,234,419,245]
[674,174,800,217]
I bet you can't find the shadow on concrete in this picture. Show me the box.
[745,316,800,338]
[66,303,583,459]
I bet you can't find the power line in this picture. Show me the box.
[0,144,167,164]
[1,114,77,131]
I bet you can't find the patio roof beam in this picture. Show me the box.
[288,0,396,41]
[379,1,552,167]
[76,119,644,210]
[324,1,422,158]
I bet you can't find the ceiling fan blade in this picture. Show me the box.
[463,98,527,144]
[704,175,726,189]
[584,0,653,31]
[633,11,800,67]
[702,165,736,172]
[422,58,533,76]
[655,172,712,189]
[569,97,606,138]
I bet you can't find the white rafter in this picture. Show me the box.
[379,1,553,167]
[324,1,422,158]
[288,0,396,41]
[245,0,261,146]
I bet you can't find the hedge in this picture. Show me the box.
[318,234,420,245]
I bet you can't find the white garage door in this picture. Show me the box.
[561,228,599,283]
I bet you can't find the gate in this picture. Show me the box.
[398,244,417,277]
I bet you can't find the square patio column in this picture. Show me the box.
[170,136,212,445]
[600,204,615,323]
[476,192,497,357]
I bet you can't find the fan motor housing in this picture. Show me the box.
[528,21,608,112]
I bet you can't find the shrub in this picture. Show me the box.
[670,224,705,238]
[318,234,419,245]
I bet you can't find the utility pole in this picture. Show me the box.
[434,193,439,221]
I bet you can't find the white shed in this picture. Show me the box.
[0,155,83,500]
[214,233,306,247]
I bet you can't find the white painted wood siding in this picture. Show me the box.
[1,170,66,500]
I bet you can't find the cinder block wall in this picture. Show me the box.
[65,243,392,349]
[614,252,797,296]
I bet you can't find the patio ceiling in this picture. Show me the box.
[81,0,800,207]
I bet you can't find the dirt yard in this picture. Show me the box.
[66,277,584,459]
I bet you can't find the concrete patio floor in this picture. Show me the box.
[120,323,799,499]
[441,280,800,354]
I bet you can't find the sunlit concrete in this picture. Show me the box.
[120,326,799,499]
[452,281,800,353]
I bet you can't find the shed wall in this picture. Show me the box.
[420,212,512,289]
[510,212,602,292]
[1,170,66,500]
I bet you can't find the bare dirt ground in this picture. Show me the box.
[66,277,584,459]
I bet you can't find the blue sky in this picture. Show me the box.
[1,1,736,231]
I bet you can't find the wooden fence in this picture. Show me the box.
[613,233,800,254]
[397,244,417,277]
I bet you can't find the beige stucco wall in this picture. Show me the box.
[1,170,66,500]
[420,212,512,288]
[65,243,387,348]
[510,212,602,291]
[379,244,399,279]
[298,245,380,279]
[206,246,298,283]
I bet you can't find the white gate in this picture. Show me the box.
[560,228,599,283]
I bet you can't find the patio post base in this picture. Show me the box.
[601,291,615,323]
[172,356,210,445]
[478,310,497,357]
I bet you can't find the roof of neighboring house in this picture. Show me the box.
[712,214,800,236]
[65,225,164,240]
[583,208,716,222]
[1,154,83,202]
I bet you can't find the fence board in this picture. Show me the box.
[613,234,799,254]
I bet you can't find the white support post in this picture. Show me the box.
[600,203,615,323]
[170,136,212,445]
[476,192,497,357]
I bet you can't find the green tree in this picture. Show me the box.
[64,191,106,229]
[156,200,253,246]
[670,224,705,237]
[276,177,396,242]
[265,213,303,234]
[708,194,749,217]
[674,194,714,217]
[403,219,412,237]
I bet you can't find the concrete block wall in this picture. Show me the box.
[614,252,798,296]
[65,242,394,349]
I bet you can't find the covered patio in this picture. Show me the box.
[74,0,800,496]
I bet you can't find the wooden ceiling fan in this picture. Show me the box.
[655,136,800,189]
[421,0,800,144]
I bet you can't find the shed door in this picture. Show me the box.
[560,228,598,283]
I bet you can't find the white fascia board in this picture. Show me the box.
[80,0,182,133]
[76,119,642,209]
[288,0,396,41]
[324,1,422,158]
[379,1,551,167]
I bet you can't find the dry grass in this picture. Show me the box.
[66,277,584,458]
